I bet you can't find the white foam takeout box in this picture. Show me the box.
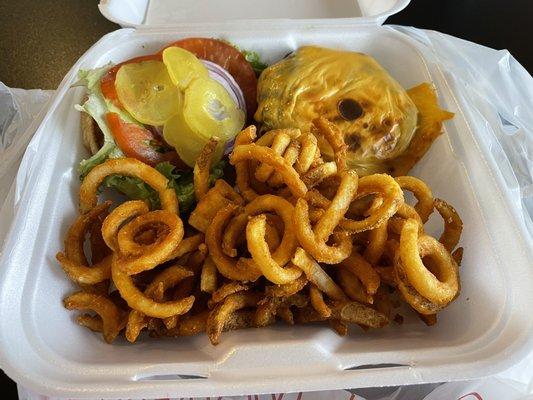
[0,0,532,398]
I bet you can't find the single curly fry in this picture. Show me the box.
[79,158,178,214]
[112,258,194,318]
[395,176,434,223]
[230,143,307,198]
[64,291,125,343]
[434,198,463,252]
[247,215,302,284]
[340,174,404,233]
[205,204,261,282]
[309,284,331,318]
[194,137,219,202]
[398,219,459,305]
[206,291,262,345]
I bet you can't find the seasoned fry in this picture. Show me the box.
[112,260,195,318]
[200,256,218,294]
[337,268,373,304]
[207,291,262,345]
[395,176,434,223]
[434,198,463,252]
[309,284,331,317]
[398,219,459,305]
[234,126,259,202]
[340,174,403,233]
[64,291,125,343]
[339,251,380,295]
[79,158,178,214]
[114,210,184,275]
[265,274,308,297]
[314,117,347,172]
[363,222,388,265]
[230,143,307,198]
[210,282,249,305]
[205,204,261,282]
[194,137,219,202]
[255,131,291,182]
[247,215,302,284]
[189,179,244,233]
[295,132,318,174]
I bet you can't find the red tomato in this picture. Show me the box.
[161,38,258,120]
[105,112,186,168]
[100,54,161,109]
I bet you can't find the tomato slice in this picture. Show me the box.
[161,38,257,120]
[105,112,186,168]
[101,54,162,109]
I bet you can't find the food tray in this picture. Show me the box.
[0,8,532,400]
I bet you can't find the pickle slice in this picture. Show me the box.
[184,77,245,140]
[162,47,209,90]
[115,60,182,126]
[163,77,244,167]
[163,112,224,167]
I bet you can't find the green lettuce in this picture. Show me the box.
[241,49,268,76]
[75,64,144,178]
[102,161,225,213]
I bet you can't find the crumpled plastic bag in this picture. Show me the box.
[0,82,53,209]
[3,26,533,400]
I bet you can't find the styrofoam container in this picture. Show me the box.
[0,0,532,398]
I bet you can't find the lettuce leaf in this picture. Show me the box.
[241,49,268,76]
[102,161,226,213]
[75,64,143,178]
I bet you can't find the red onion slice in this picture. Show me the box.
[201,60,246,154]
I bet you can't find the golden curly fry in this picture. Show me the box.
[206,204,262,282]
[113,210,184,275]
[339,251,381,295]
[395,176,434,223]
[269,139,301,187]
[230,143,307,198]
[56,202,113,285]
[247,215,302,284]
[101,200,149,252]
[337,268,373,305]
[189,179,244,233]
[207,291,262,345]
[64,291,125,343]
[112,259,194,318]
[255,131,292,182]
[194,137,219,202]
[295,132,318,174]
[340,174,403,233]
[200,256,218,294]
[79,158,178,214]
[434,198,463,252]
[363,222,388,265]
[76,314,104,332]
[309,284,331,318]
[265,274,308,297]
[397,219,459,306]
[314,117,348,172]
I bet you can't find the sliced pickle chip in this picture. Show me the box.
[163,77,244,167]
[163,112,224,167]
[162,47,209,90]
[115,60,182,126]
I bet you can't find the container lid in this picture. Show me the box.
[98,0,410,28]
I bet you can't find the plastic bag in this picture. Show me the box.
[0,83,52,209]
[392,26,533,238]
